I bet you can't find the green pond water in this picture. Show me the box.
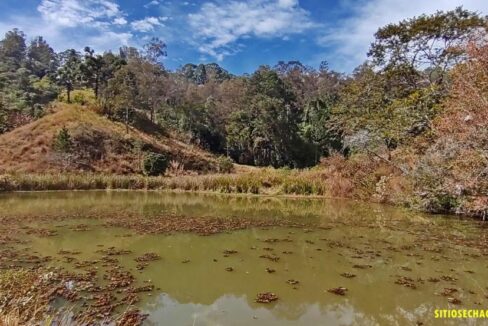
[1,191,488,325]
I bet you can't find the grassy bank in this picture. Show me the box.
[0,169,328,196]
[0,155,398,198]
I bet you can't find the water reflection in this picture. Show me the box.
[145,294,382,325]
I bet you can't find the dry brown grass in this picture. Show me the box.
[0,159,408,205]
[316,153,410,203]
[0,103,217,174]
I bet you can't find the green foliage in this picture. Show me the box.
[80,47,126,99]
[58,88,96,106]
[80,47,104,99]
[301,97,344,157]
[102,66,138,124]
[177,104,225,152]
[369,7,486,87]
[27,36,57,78]
[53,127,72,152]
[217,156,234,173]
[333,7,487,159]
[0,30,58,133]
[226,67,316,168]
[55,49,82,103]
[179,63,231,85]
[143,152,169,176]
[423,191,460,214]
[0,28,26,69]
[336,62,440,155]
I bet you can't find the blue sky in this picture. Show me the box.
[1,0,488,74]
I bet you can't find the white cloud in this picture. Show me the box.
[86,30,133,49]
[131,17,165,32]
[38,0,124,28]
[0,15,132,53]
[277,0,298,8]
[113,17,128,25]
[32,0,135,52]
[188,0,316,60]
[319,0,488,71]
[0,0,135,54]
[144,1,160,9]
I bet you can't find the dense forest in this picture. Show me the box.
[0,7,487,217]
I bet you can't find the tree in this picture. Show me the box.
[0,95,7,133]
[131,40,168,123]
[273,61,317,109]
[301,97,344,159]
[0,29,26,69]
[103,66,138,132]
[369,7,487,88]
[53,127,72,152]
[143,37,167,64]
[178,63,231,85]
[119,46,141,61]
[27,36,57,78]
[177,101,225,152]
[0,30,58,133]
[56,49,82,103]
[336,63,440,164]
[81,47,104,99]
[226,67,315,167]
[195,64,207,85]
[143,152,169,176]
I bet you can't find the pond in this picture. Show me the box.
[1,191,487,325]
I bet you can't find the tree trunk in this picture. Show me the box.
[67,88,71,104]
[125,107,129,134]
[95,78,99,99]
[366,149,409,175]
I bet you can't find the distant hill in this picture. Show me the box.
[178,63,232,84]
[0,103,217,174]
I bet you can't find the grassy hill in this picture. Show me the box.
[0,103,217,174]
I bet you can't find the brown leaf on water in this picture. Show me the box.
[340,272,356,278]
[394,276,417,289]
[255,292,278,303]
[352,264,372,269]
[447,297,462,305]
[327,287,348,296]
[134,253,160,262]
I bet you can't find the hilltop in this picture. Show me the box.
[0,103,217,174]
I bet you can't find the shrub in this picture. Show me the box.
[166,160,185,176]
[58,89,97,106]
[0,175,14,191]
[423,191,460,214]
[53,127,72,152]
[143,152,169,176]
[217,156,234,173]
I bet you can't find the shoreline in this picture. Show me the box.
[1,187,333,200]
[0,172,481,221]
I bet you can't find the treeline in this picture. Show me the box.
[0,7,486,170]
